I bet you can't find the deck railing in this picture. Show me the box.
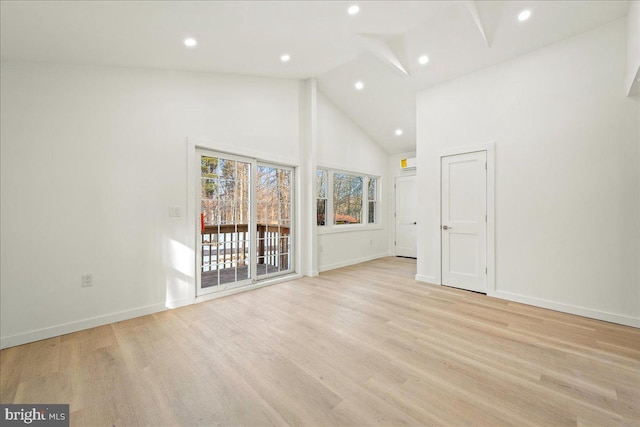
[201,223,290,271]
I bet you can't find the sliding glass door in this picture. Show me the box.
[197,150,294,296]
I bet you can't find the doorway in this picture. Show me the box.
[395,175,417,258]
[441,151,487,293]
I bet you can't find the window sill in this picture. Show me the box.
[316,224,384,235]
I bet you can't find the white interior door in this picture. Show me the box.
[441,151,487,293]
[395,175,417,258]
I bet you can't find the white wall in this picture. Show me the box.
[416,19,640,326]
[298,79,319,277]
[0,62,302,347]
[316,92,390,271]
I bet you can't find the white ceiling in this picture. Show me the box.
[0,1,629,154]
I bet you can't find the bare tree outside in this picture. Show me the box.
[333,173,363,224]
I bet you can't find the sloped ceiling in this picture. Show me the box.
[0,1,629,153]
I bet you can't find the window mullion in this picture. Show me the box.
[363,176,369,225]
[328,171,334,227]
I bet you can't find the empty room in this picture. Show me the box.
[1,1,639,426]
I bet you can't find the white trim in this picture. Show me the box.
[165,297,192,309]
[186,139,199,303]
[316,162,380,178]
[315,166,382,233]
[318,252,389,273]
[1,272,305,349]
[189,137,300,168]
[415,274,438,284]
[194,273,302,304]
[0,303,167,349]
[491,290,640,328]
[436,141,495,293]
[317,224,384,235]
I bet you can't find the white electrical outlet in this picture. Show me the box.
[81,274,93,287]
[169,206,182,217]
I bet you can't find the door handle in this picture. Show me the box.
[413,222,417,225]
[442,225,452,230]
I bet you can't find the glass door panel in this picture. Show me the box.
[256,165,293,278]
[199,154,252,292]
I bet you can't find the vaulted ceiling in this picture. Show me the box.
[0,1,629,154]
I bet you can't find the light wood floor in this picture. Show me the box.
[1,257,639,426]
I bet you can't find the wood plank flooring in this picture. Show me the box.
[1,257,639,426]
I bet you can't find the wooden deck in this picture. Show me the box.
[201,264,280,287]
[1,257,638,426]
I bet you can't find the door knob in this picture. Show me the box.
[442,225,451,230]
[413,222,417,225]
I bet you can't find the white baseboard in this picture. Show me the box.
[415,274,438,284]
[318,252,389,273]
[490,290,640,328]
[1,274,304,349]
[0,303,167,349]
[411,276,638,328]
[165,297,192,309]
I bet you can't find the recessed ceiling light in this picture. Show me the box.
[348,5,360,15]
[418,55,429,65]
[395,129,403,136]
[280,54,290,62]
[354,81,364,91]
[184,38,197,47]
[518,10,531,22]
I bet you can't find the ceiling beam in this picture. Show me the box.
[464,0,490,47]
[356,34,410,77]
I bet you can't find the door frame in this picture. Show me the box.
[438,142,495,295]
[185,138,301,306]
[394,175,417,258]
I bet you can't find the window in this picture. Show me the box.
[316,168,379,229]
[333,173,363,225]
[316,170,327,226]
[368,178,377,224]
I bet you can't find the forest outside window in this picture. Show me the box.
[316,168,379,229]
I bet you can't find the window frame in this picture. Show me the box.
[316,169,328,227]
[316,167,381,234]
